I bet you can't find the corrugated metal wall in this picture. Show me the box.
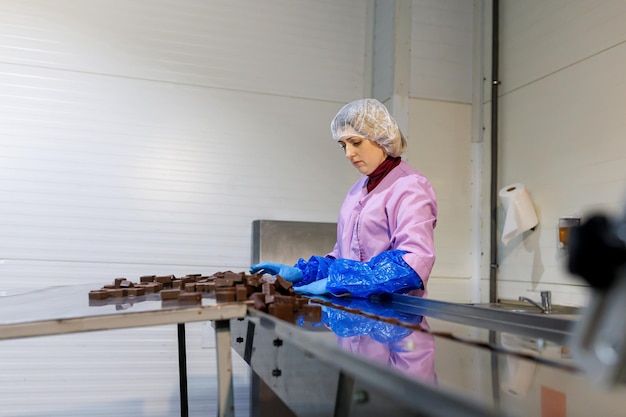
[0,0,368,290]
[0,1,367,416]
[0,3,481,413]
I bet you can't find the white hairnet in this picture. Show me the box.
[330,98,407,157]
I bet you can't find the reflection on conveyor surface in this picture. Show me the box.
[303,297,438,385]
[307,296,578,373]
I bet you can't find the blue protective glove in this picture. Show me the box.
[293,278,329,295]
[249,262,303,282]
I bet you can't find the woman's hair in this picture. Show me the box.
[330,98,407,157]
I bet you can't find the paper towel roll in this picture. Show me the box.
[499,183,539,245]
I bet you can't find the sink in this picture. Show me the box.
[469,300,581,317]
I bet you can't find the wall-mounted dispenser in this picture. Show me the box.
[558,216,581,251]
[499,183,539,245]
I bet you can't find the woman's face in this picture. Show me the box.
[339,136,387,175]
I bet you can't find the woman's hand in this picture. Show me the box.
[294,278,329,295]
[249,262,303,282]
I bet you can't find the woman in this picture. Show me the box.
[250,98,437,298]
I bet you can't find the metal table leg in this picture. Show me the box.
[177,323,189,417]
[215,319,235,417]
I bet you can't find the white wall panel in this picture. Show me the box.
[373,0,475,104]
[0,62,358,288]
[500,0,626,94]
[372,0,395,101]
[411,0,474,103]
[495,1,626,306]
[406,98,473,290]
[428,276,473,303]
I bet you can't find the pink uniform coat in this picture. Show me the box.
[327,160,437,297]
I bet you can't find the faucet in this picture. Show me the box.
[519,291,552,313]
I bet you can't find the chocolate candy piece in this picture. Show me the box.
[249,293,267,312]
[140,283,159,294]
[215,277,236,287]
[301,304,322,322]
[179,277,194,285]
[178,292,202,303]
[215,288,237,303]
[274,294,297,311]
[294,295,308,309]
[275,275,293,294]
[222,271,245,284]
[269,303,293,321]
[246,275,261,288]
[199,281,216,293]
[155,275,174,288]
[119,279,134,288]
[126,287,145,297]
[260,281,275,304]
[236,285,248,301]
[106,288,125,298]
[89,270,321,312]
[89,290,109,300]
[161,289,181,300]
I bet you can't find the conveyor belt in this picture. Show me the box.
[232,307,505,417]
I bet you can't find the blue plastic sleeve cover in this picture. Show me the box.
[326,250,423,298]
[294,255,336,286]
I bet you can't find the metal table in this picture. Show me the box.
[0,284,248,417]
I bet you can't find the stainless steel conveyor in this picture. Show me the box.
[231,295,626,417]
